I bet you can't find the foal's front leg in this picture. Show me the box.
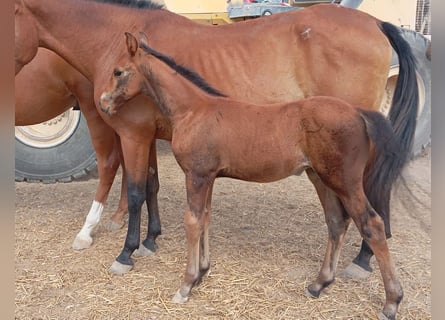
[198,180,214,280]
[172,174,214,303]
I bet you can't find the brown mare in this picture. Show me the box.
[15,48,136,250]
[99,32,407,319]
[14,0,418,279]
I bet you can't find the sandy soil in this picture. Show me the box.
[15,141,431,319]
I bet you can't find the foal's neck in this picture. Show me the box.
[141,52,224,122]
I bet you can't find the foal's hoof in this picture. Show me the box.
[109,261,133,275]
[133,244,155,257]
[172,290,189,304]
[72,234,93,250]
[105,219,125,231]
[341,262,372,279]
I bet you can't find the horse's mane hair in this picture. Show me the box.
[139,42,227,98]
[93,0,166,10]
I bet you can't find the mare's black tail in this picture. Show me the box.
[363,22,419,238]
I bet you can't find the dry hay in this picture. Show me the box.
[15,141,431,319]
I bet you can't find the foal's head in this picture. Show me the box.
[99,32,149,116]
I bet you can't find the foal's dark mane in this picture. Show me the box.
[139,42,227,98]
[93,0,165,10]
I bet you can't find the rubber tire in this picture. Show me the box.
[15,113,98,183]
[389,28,431,157]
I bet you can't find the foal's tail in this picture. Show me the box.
[359,109,404,237]
[361,22,419,237]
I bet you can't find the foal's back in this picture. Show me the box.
[173,95,368,184]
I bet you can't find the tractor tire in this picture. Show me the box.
[380,28,431,157]
[15,109,98,183]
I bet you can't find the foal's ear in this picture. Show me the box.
[138,31,149,47]
[125,32,139,57]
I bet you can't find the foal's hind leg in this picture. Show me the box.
[305,169,351,297]
[341,194,402,320]
[345,167,393,278]
[134,140,162,256]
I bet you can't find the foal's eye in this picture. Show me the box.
[113,70,122,77]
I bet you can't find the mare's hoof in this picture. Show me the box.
[172,290,189,304]
[133,244,155,257]
[72,235,92,250]
[378,311,394,320]
[341,262,372,279]
[105,219,125,231]
[109,261,133,275]
[305,288,320,299]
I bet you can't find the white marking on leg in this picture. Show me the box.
[72,200,104,250]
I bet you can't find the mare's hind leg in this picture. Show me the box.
[134,140,162,256]
[107,136,129,231]
[341,193,402,320]
[172,174,215,303]
[305,169,351,297]
[344,238,375,278]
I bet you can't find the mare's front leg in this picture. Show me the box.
[109,136,151,275]
[305,169,351,297]
[134,140,162,256]
[172,174,215,303]
[72,96,121,250]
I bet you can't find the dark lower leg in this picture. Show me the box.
[116,179,146,266]
[352,240,374,272]
[142,172,161,251]
[142,142,161,252]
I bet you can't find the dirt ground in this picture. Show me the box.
[15,141,431,319]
